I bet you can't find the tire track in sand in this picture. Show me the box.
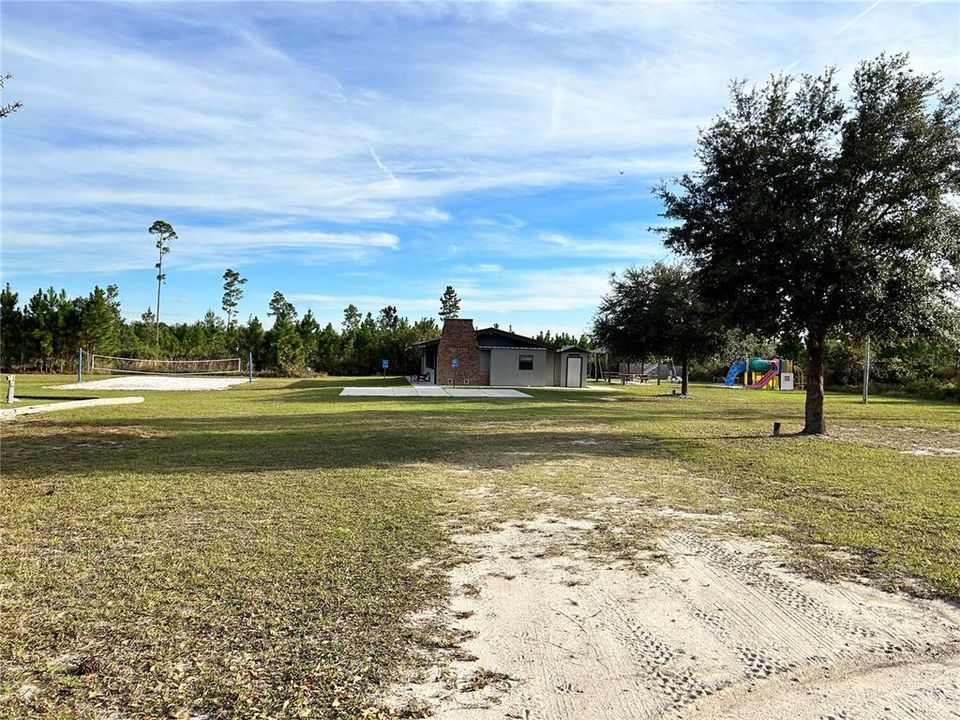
[386,516,960,719]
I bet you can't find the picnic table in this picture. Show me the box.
[608,372,648,384]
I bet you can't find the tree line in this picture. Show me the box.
[0,281,593,377]
[0,282,446,376]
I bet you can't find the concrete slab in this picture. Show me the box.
[343,387,394,396]
[340,387,532,399]
[412,386,449,397]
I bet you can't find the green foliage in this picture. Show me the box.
[1,283,22,368]
[438,285,460,320]
[656,54,960,433]
[221,269,247,329]
[534,330,594,350]
[268,291,297,325]
[78,286,120,356]
[148,221,177,337]
[593,262,723,393]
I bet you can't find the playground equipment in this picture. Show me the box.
[724,357,796,390]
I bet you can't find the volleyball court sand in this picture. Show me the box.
[54,376,248,391]
[388,512,960,719]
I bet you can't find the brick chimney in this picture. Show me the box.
[436,318,487,385]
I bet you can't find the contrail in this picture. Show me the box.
[368,144,397,182]
[839,0,883,33]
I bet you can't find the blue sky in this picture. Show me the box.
[2,1,957,336]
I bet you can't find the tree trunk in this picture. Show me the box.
[155,250,163,345]
[680,356,689,396]
[802,328,827,435]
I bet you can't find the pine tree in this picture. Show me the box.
[439,286,461,320]
[79,286,120,356]
[221,269,248,329]
[148,220,177,343]
[0,283,22,370]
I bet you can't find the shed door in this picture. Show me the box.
[566,356,583,387]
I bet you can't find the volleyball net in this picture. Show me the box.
[90,354,245,376]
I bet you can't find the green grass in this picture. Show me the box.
[1,374,957,717]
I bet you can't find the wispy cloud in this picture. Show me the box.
[547,75,565,136]
[1,0,955,330]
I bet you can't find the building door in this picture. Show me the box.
[566,356,582,387]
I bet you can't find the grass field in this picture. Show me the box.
[1,374,957,718]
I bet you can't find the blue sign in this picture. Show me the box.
[381,359,389,369]
[451,358,460,369]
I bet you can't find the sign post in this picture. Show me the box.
[381,358,389,378]
[77,348,84,384]
[862,337,871,404]
[451,358,459,388]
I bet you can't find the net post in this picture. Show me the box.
[248,351,253,383]
[78,348,83,383]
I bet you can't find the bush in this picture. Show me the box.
[837,379,960,402]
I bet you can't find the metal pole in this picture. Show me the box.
[862,337,871,404]
[77,348,83,383]
[248,351,254,383]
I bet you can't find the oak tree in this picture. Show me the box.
[655,55,960,433]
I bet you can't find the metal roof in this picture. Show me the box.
[409,326,552,351]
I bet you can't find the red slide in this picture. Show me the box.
[748,367,779,389]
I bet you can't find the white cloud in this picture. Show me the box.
[1,225,399,276]
[1,0,956,329]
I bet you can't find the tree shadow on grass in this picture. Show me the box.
[13,394,98,401]
[284,377,411,390]
[2,409,671,482]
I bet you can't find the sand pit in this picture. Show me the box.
[53,375,249,391]
[389,516,960,719]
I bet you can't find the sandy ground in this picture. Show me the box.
[388,513,960,719]
[829,425,960,458]
[53,376,249,391]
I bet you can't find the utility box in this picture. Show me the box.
[780,372,794,391]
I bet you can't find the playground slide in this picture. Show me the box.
[748,367,779,389]
[724,359,746,386]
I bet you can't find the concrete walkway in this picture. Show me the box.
[340,387,531,398]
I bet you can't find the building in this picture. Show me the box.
[412,318,588,388]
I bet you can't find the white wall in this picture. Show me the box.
[489,348,548,386]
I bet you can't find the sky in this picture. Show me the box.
[1,1,958,337]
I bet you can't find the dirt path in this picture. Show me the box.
[388,515,960,719]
